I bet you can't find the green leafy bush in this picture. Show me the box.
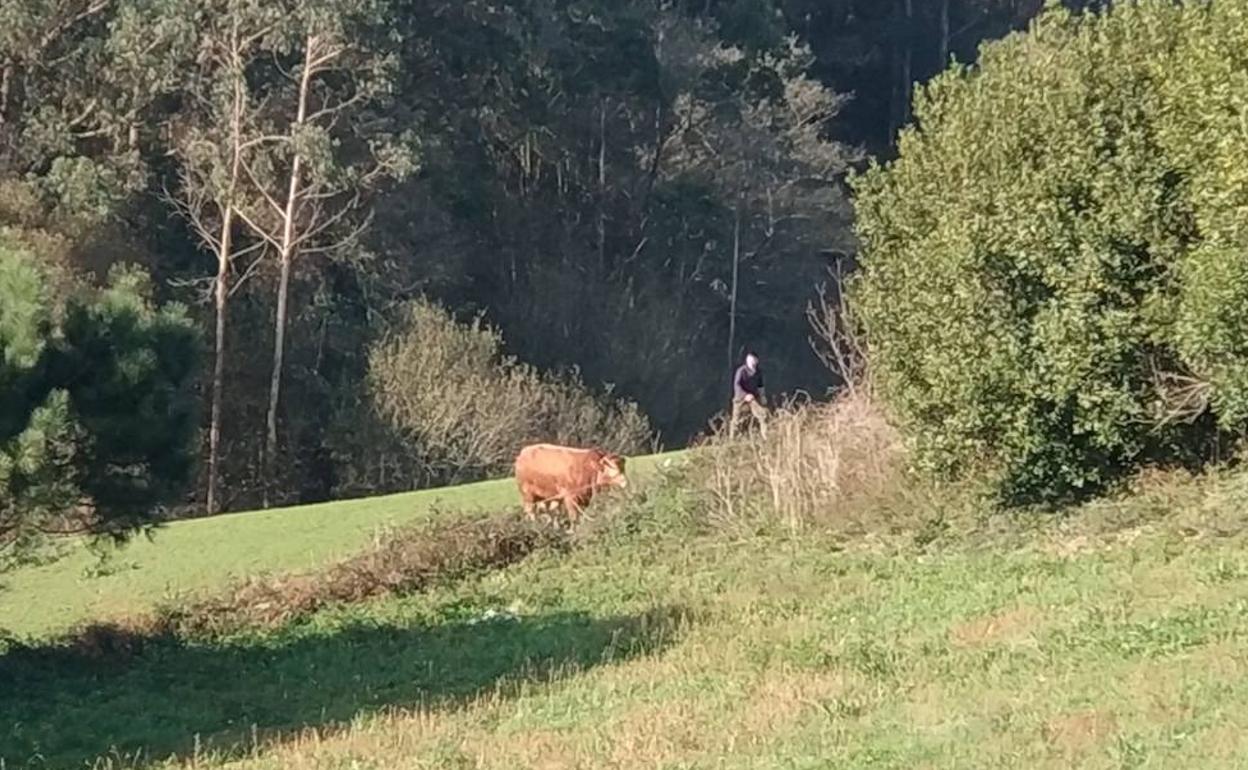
[331,298,653,495]
[853,1,1248,504]
[0,239,199,567]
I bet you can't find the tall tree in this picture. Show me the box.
[662,32,856,384]
[0,240,200,569]
[172,0,280,514]
[231,0,414,504]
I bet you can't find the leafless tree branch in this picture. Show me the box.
[807,263,870,395]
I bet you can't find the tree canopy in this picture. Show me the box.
[0,0,1110,524]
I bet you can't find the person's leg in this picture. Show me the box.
[729,398,742,440]
[750,398,768,439]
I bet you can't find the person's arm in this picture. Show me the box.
[732,366,749,401]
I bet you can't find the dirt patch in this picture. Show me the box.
[1042,709,1118,756]
[949,606,1040,648]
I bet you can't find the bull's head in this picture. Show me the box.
[596,452,628,489]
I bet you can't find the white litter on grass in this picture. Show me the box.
[467,601,524,625]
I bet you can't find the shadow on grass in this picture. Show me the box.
[0,605,688,768]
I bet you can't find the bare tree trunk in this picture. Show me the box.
[206,40,247,516]
[598,96,608,273]
[727,203,741,380]
[640,23,666,215]
[207,210,232,516]
[262,33,315,508]
[900,0,913,128]
[264,252,292,507]
[0,61,12,123]
[641,94,667,216]
[890,0,915,140]
[938,0,950,67]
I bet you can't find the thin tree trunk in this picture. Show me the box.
[890,0,915,140]
[727,203,741,381]
[598,96,607,273]
[264,252,292,507]
[207,210,232,516]
[206,37,247,516]
[938,0,950,68]
[263,33,314,507]
[901,0,913,127]
[641,21,666,215]
[0,61,12,124]
[641,100,665,216]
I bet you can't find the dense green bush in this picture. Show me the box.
[0,239,199,567]
[331,298,653,495]
[853,1,1248,504]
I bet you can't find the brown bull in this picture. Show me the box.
[513,443,628,524]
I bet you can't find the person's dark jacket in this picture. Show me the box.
[733,364,764,400]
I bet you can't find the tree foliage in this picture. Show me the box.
[854,0,1248,505]
[0,239,199,567]
[0,0,1090,516]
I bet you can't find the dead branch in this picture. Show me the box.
[1148,357,1213,429]
[807,263,870,394]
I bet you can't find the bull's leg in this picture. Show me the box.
[540,499,557,526]
[522,499,536,522]
[560,493,582,528]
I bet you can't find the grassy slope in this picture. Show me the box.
[7,463,1248,767]
[0,453,679,638]
[218,532,1248,770]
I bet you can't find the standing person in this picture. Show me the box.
[729,352,768,439]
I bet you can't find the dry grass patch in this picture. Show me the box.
[593,667,848,767]
[949,606,1042,648]
[599,699,717,768]
[731,668,848,735]
[696,392,910,535]
[1041,709,1119,758]
[1192,721,1248,762]
[468,727,590,770]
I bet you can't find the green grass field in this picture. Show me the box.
[6,456,1248,768]
[0,453,681,638]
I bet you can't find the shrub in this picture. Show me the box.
[852,1,1248,505]
[332,298,654,495]
[0,240,199,568]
